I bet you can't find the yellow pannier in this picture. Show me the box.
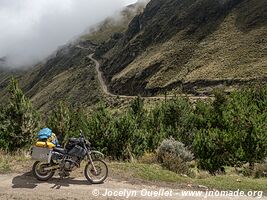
[35,141,55,149]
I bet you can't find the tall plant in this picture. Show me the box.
[2,78,40,151]
[47,101,71,143]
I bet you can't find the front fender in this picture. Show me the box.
[90,150,105,158]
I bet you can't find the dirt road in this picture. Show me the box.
[0,172,265,200]
[88,53,211,101]
[76,45,211,101]
[88,54,115,97]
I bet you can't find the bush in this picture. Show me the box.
[160,98,195,146]
[157,138,194,175]
[193,86,267,173]
[68,107,90,138]
[130,96,144,118]
[85,103,148,161]
[144,104,166,151]
[193,128,231,174]
[47,101,71,143]
[0,78,40,151]
[110,113,148,160]
[144,97,194,151]
[86,104,114,155]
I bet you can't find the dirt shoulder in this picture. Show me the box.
[1,156,266,200]
[0,172,265,200]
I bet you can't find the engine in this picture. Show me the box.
[61,156,80,171]
[51,151,64,162]
[51,151,79,170]
[51,140,86,173]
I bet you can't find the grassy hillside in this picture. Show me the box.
[97,0,267,96]
[0,42,103,112]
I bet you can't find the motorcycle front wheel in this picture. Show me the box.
[32,161,55,181]
[84,159,108,184]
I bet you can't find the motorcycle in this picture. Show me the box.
[31,130,108,184]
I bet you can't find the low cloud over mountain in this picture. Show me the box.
[0,0,136,68]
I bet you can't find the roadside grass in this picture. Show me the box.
[109,162,267,194]
[195,175,267,193]
[1,152,266,194]
[110,162,189,183]
[0,151,32,174]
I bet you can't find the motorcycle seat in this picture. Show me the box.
[53,147,66,154]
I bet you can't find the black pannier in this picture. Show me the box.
[68,145,87,157]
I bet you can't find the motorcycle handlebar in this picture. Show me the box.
[79,129,84,138]
[77,130,93,150]
[79,130,88,144]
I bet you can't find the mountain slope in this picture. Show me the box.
[0,42,102,111]
[82,1,147,43]
[0,0,266,110]
[0,2,146,111]
[97,0,267,96]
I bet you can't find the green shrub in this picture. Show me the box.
[47,101,71,143]
[130,96,144,118]
[193,86,267,173]
[0,78,40,151]
[157,138,193,175]
[144,97,195,150]
[86,104,114,155]
[192,100,215,130]
[160,98,195,146]
[222,87,267,167]
[144,104,166,151]
[110,113,148,160]
[68,107,90,138]
[193,128,232,174]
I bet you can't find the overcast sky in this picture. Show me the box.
[0,0,139,68]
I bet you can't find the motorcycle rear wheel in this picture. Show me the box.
[32,161,55,181]
[84,159,108,184]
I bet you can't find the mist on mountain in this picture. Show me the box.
[0,0,137,69]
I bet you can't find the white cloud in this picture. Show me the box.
[0,0,137,68]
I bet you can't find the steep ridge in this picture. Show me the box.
[96,0,267,96]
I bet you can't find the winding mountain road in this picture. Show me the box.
[78,45,211,101]
[88,53,116,97]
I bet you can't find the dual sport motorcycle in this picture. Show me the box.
[31,131,108,184]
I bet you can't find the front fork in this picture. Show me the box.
[87,151,104,173]
[87,153,97,173]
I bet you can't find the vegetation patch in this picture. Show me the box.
[0,78,267,194]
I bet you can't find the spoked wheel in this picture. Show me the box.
[84,159,108,184]
[32,161,55,181]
